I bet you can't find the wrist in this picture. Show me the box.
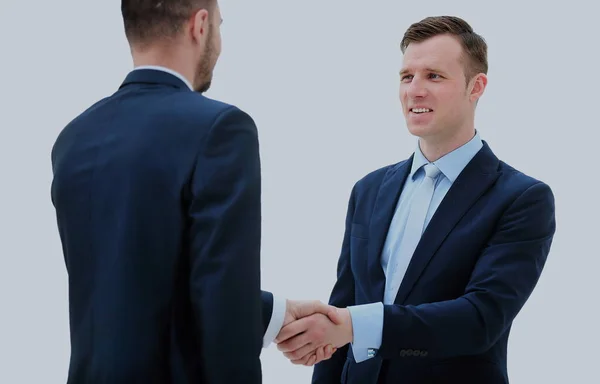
[340,308,354,346]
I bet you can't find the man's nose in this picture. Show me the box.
[407,78,428,98]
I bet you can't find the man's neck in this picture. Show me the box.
[419,128,476,162]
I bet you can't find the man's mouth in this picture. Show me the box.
[410,108,433,114]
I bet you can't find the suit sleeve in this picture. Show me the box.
[312,185,358,383]
[261,291,274,333]
[378,181,556,360]
[188,106,263,383]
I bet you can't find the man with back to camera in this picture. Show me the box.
[273,15,556,383]
[49,1,339,383]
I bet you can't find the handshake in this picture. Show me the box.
[273,300,353,366]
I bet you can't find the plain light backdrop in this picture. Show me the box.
[1,0,598,383]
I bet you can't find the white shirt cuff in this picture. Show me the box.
[262,295,287,347]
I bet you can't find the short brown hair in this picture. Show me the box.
[122,0,216,46]
[400,16,488,82]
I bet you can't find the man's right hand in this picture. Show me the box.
[276,307,353,365]
[275,300,342,366]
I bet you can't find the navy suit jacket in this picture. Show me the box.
[51,69,274,384]
[312,142,555,384]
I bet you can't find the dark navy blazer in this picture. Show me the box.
[51,69,273,384]
[312,142,556,384]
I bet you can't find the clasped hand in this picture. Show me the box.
[273,300,353,366]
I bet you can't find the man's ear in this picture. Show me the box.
[469,73,488,103]
[189,8,210,43]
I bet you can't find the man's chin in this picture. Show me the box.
[406,124,433,137]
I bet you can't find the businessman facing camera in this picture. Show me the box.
[274,16,556,384]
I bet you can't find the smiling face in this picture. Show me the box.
[399,34,487,145]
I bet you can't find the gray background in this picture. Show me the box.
[1,0,598,382]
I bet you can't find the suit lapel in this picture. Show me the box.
[367,158,413,301]
[393,142,501,304]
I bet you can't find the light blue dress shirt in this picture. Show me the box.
[347,131,483,363]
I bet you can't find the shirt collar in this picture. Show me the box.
[410,130,483,182]
[133,65,194,91]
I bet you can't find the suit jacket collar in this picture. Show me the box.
[119,67,193,91]
[367,140,501,302]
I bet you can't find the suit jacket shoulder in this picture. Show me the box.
[495,159,554,204]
